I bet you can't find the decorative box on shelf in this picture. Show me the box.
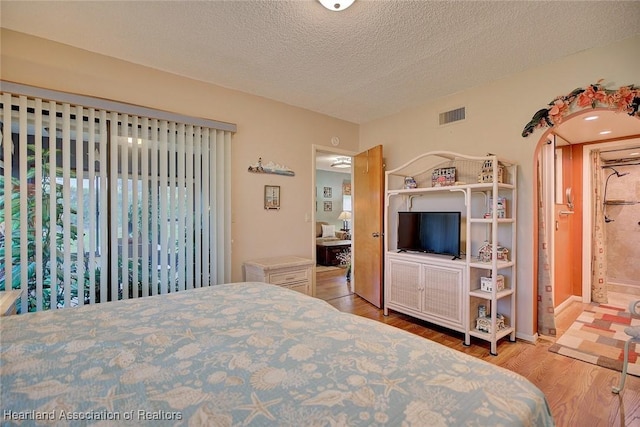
[478,241,509,263]
[480,275,505,292]
[432,167,456,187]
[477,159,504,183]
[476,313,506,333]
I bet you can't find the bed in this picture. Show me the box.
[1,282,554,426]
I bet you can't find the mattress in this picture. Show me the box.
[0,282,554,426]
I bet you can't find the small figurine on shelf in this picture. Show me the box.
[480,275,505,292]
[478,241,491,262]
[432,167,456,187]
[488,196,507,218]
[477,241,509,262]
[404,176,417,189]
[478,305,487,318]
[478,157,504,183]
[476,313,506,333]
[495,245,509,261]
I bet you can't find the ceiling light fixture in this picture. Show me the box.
[318,0,355,12]
[331,157,351,168]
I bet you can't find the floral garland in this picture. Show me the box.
[522,80,640,137]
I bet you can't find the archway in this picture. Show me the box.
[523,81,640,335]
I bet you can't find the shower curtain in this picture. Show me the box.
[537,155,556,336]
[591,151,608,303]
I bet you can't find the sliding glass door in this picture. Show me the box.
[1,92,231,313]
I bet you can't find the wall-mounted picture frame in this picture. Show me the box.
[264,185,281,210]
[324,201,332,212]
[323,186,332,198]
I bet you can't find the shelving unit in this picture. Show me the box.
[383,151,517,355]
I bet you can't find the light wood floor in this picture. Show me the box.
[315,267,353,301]
[316,273,640,427]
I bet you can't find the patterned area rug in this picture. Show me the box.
[549,303,640,376]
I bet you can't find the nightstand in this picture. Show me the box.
[243,256,313,295]
[0,289,23,316]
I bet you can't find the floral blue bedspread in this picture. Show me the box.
[0,282,554,426]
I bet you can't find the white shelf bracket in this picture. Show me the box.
[408,195,417,210]
[449,188,467,205]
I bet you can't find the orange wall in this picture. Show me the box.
[553,144,584,307]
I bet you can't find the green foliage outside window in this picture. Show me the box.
[0,148,92,312]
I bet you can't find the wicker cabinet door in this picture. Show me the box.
[387,259,421,312]
[421,264,463,328]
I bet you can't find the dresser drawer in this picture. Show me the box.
[243,256,313,296]
[286,282,310,294]
[269,268,309,285]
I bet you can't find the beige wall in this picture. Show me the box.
[360,35,640,338]
[3,28,639,338]
[0,29,359,283]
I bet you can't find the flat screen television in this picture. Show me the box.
[397,211,461,258]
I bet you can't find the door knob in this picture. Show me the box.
[372,232,380,238]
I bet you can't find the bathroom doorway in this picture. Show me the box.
[582,140,640,304]
[538,109,640,317]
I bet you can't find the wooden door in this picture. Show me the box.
[553,145,577,308]
[554,205,573,306]
[353,145,384,307]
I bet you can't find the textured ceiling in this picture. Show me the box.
[1,1,640,124]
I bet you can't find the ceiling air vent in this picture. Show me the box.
[439,107,466,125]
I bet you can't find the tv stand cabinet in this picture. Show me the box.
[384,151,517,355]
[387,253,465,332]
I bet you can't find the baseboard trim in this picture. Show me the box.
[516,332,538,343]
[554,295,581,315]
[608,282,640,297]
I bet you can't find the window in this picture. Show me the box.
[0,88,234,312]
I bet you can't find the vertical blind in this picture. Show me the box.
[0,88,233,313]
